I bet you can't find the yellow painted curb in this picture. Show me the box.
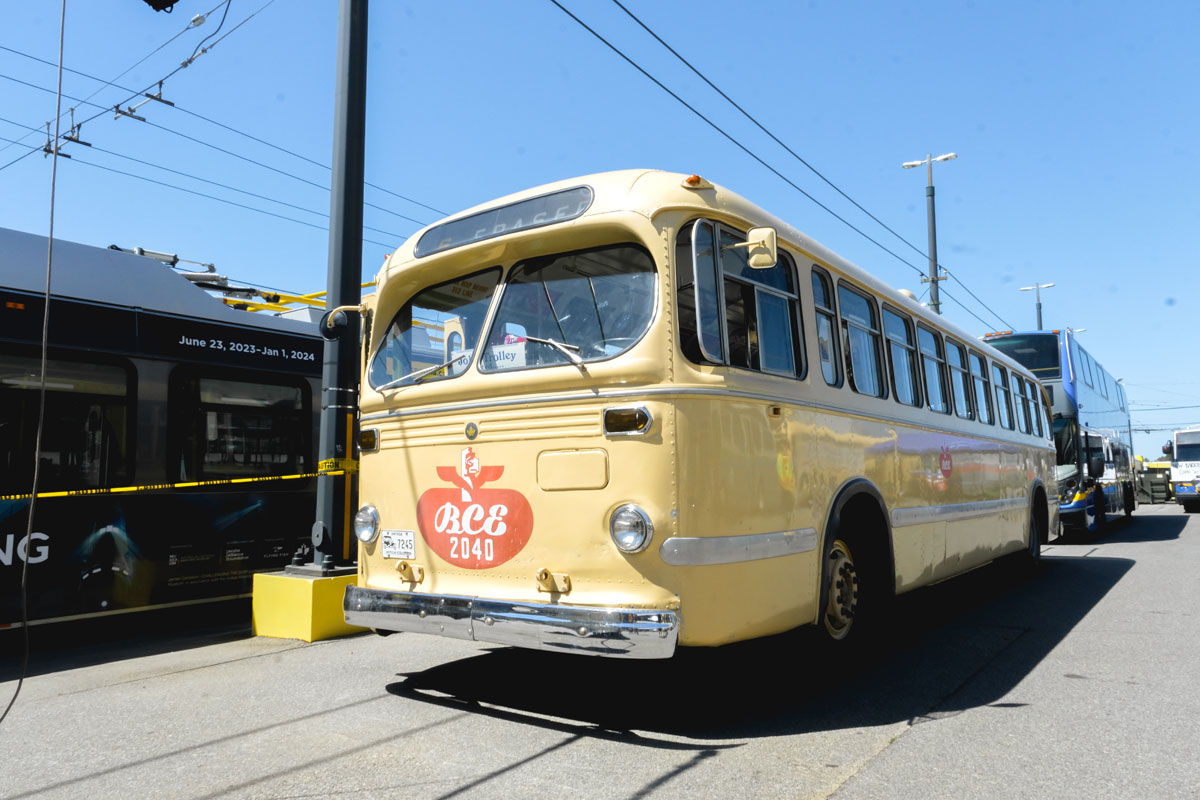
[252,572,365,642]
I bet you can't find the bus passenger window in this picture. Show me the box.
[811,268,841,386]
[1011,374,1030,433]
[837,284,885,398]
[970,351,994,425]
[883,307,919,406]
[993,364,1014,429]
[1027,380,1045,437]
[947,339,974,419]
[0,353,131,491]
[918,326,949,414]
[170,372,309,480]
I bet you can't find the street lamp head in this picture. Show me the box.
[901,160,923,169]
[933,152,958,162]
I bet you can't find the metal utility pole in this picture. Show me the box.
[1020,282,1055,330]
[292,0,368,576]
[902,152,957,315]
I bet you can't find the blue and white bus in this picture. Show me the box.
[983,329,1135,533]
[1167,428,1200,512]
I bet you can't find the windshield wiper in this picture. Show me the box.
[377,355,465,390]
[525,335,586,367]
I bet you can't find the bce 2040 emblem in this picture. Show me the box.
[416,448,534,569]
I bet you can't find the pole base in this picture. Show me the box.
[252,571,364,642]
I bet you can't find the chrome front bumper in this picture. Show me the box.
[344,585,679,659]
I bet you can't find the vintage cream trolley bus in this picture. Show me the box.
[344,170,1056,658]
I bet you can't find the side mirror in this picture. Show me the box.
[746,227,777,269]
[723,227,778,269]
[1088,455,1105,479]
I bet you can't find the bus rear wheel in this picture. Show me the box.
[822,538,860,642]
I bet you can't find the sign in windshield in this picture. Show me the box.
[415,187,593,258]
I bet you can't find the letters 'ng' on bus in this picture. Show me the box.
[344,170,1058,659]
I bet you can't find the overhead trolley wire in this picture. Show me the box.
[610,0,1012,331]
[554,0,1011,331]
[0,42,447,219]
[0,72,430,228]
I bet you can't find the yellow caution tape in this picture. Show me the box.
[0,469,347,503]
[318,458,359,474]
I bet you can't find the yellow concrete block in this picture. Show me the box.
[252,571,365,642]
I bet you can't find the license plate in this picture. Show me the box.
[381,529,416,559]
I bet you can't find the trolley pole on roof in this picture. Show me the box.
[902,152,957,315]
[292,0,368,576]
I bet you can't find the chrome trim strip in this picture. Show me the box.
[361,386,1053,451]
[890,497,1027,528]
[343,586,678,660]
[659,528,818,566]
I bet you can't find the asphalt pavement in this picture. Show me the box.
[1,503,1196,800]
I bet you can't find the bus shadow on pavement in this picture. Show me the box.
[387,552,1132,742]
[1053,508,1189,545]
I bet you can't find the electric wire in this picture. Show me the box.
[610,0,1013,331]
[68,155,402,249]
[0,44,447,217]
[188,0,233,63]
[0,126,409,246]
[0,0,67,731]
[0,72,431,227]
[557,0,1011,330]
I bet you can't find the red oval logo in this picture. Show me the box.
[416,449,534,569]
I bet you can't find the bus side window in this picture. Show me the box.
[1010,373,1030,434]
[1027,379,1045,437]
[0,352,132,491]
[947,338,974,420]
[882,306,919,406]
[917,325,949,414]
[170,370,309,481]
[836,283,885,399]
[992,363,1014,430]
[811,267,841,386]
[969,351,994,425]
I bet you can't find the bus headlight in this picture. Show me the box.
[353,505,380,544]
[610,504,653,553]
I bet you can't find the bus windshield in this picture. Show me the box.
[987,333,1060,379]
[1053,416,1077,467]
[480,244,655,371]
[1177,431,1200,461]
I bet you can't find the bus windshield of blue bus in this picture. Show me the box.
[987,333,1060,378]
[1177,431,1200,461]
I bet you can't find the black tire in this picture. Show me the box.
[1123,483,1135,518]
[820,535,861,644]
[1184,501,1200,514]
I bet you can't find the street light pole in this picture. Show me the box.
[902,152,957,315]
[1019,282,1055,330]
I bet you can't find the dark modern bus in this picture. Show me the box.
[984,329,1135,533]
[1,227,321,627]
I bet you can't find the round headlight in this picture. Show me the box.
[609,504,653,553]
[353,505,380,544]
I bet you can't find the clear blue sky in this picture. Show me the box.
[2,0,1197,459]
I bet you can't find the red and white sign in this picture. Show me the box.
[416,448,534,569]
[940,446,954,480]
